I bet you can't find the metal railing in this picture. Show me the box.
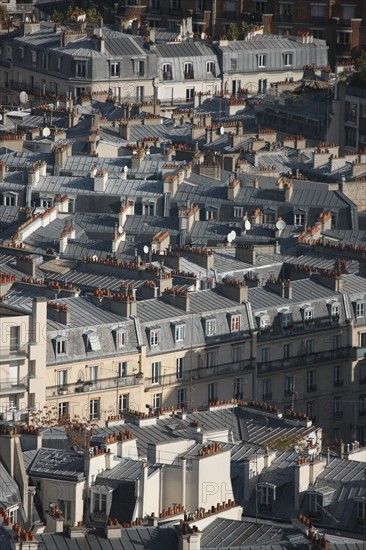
[258,347,352,373]
[46,374,143,398]
[0,375,28,395]
[145,359,253,387]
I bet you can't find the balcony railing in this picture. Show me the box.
[258,347,352,373]
[334,380,344,388]
[46,375,143,399]
[0,344,28,363]
[145,359,253,387]
[0,376,28,395]
[353,347,366,360]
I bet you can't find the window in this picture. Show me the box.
[89,365,98,383]
[337,31,350,45]
[41,198,52,209]
[186,88,194,101]
[19,47,24,60]
[56,338,67,355]
[59,500,72,522]
[282,312,292,328]
[264,212,275,224]
[307,370,316,392]
[359,362,366,384]
[6,46,12,62]
[283,343,291,361]
[58,402,69,417]
[230,58,237,70]
[258,78,267,93]
[117,329,127,348]
[150,0,160,10]
[75,61,86,78]
[162,63,172,80]
[150,329,160,346]
[333,396,342,418]
[356,500,366,522]
[260,485,275,509]
[280,3,292,21]
[206,61,215,74]
[285,375,294,397]
[231,315,240,332]
[311,4,325,22]
[307,401,315,420]
[206,209,216,220]
[283,53,293,66]
[254,0,267,14]
[118,361,127,378]
[176,357,183,379]
[184,62,194,79]
[234,207,244,218]
[56,57,62,71]
[86,332,101,352]
[90,399,100,420]
[305,339,314,355]
[332,334,341,350]
[334,365,343,387]
[208,382,217,403]
[151,361,161,384]
[172,0,182,9]
[309,493,322,516]
[258,315,270,331]
[331,303,340,320]
[153,393,161,410]
[233,377,243,399]
[143,202,155,216]
[9,326,20,352]
[3,193,18,207]
[206,350,216,368]
[110,62,120,77]
[356,302,365,318]
[257,55,266,68]
[57,370,68,388]
[304,308,314,324]
[294,213,305,226]
[345,101,357,124]
[263,379,271,400]
[134,60,144,77]
[8,508,17,524]
[93,493,107,514]
[205,319,217,337]
[31,51,37,66]
[359,394,366,416]
[175,324,186,342]
[119,394,128,414]
[261,347,269,363]
[359,332,366,348]
[345,126,357,148]
[178,388,187,408]
[232,346,242,364]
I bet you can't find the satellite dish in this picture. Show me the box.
[0,114,2,122]
[92,255,98,261]
[42,127,51,137]
[220,126,225,136]
[143,245,149,254]
[245,220,251,231]
[19,91,29,105]
[276,220,286,231]
[132,150,137,155]
[118,225,123,233]
[227,233,234,243]
[146,149,150,155]
[229,230,237,241]
[123,165,128,172]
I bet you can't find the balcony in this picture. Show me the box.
[0,376,28,395]
[0,345,28,363]
[223,10,236,20]
[359,377,366,385]
[144,359,253,388]
[45,374,143,399]
[258,347,352,373]
[262,392,272,401]
[353,347,366,360]
[163,72,173,81]
[334,379,344,388]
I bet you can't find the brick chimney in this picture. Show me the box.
[216,278,248,302]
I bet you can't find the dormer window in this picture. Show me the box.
[205,318,217,337]
[308,492,322,518]
[257,313,270,331]
[259,483,276,511]
[257,54,266,68]
[174,324,186,342]
[280,311,292,329]
[116,328,127,349]
[329,302,340,320]
[55,337,67,356]
[85,331,101,352]
[206,61,215,75]
[302,306,314,324]
[162,63,172,80]
[149,328,160,347]
[184,62,194,79]
[3,192,18,207]
[230,314,240,332]
[355,301,365,318]
[356,498,366,523]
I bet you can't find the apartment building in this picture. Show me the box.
[0,298,47,422]
[330,78,366,151]
[259,0,366,66]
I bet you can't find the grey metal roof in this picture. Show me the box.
[28,449,85,481]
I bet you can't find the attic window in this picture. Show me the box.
[149,328,160,347]
[257,313,270,331]
[174,324,186,342]
[86,332,101,352]
[55,337,67,356]
[281,311,292,328]
[355,301,365,318]
[308,493,322,517]
[205,318,217,337]
[115,328,127,349]
[356,499,366,522]
[302,306,314,324]
[259,483,276,510]
[330,302,340,320]
[230,314,240,332]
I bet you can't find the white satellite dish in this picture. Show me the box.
[132,150,137,155]
[220,126,225,136]
[118,225,123,233]
[42,127,51,137]
[19,91,29,105]
[0,114,2,122]
[143,245,149,254]
[92,255,98,261]
[123,165,128,172]
[244,220,251,231]
[276,220,286,231]
[229,230,237,241]
[146,149,150,155]
[227,233,234,243]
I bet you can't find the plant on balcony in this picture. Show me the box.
[136,371,144,379]
[58,387,67,395]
